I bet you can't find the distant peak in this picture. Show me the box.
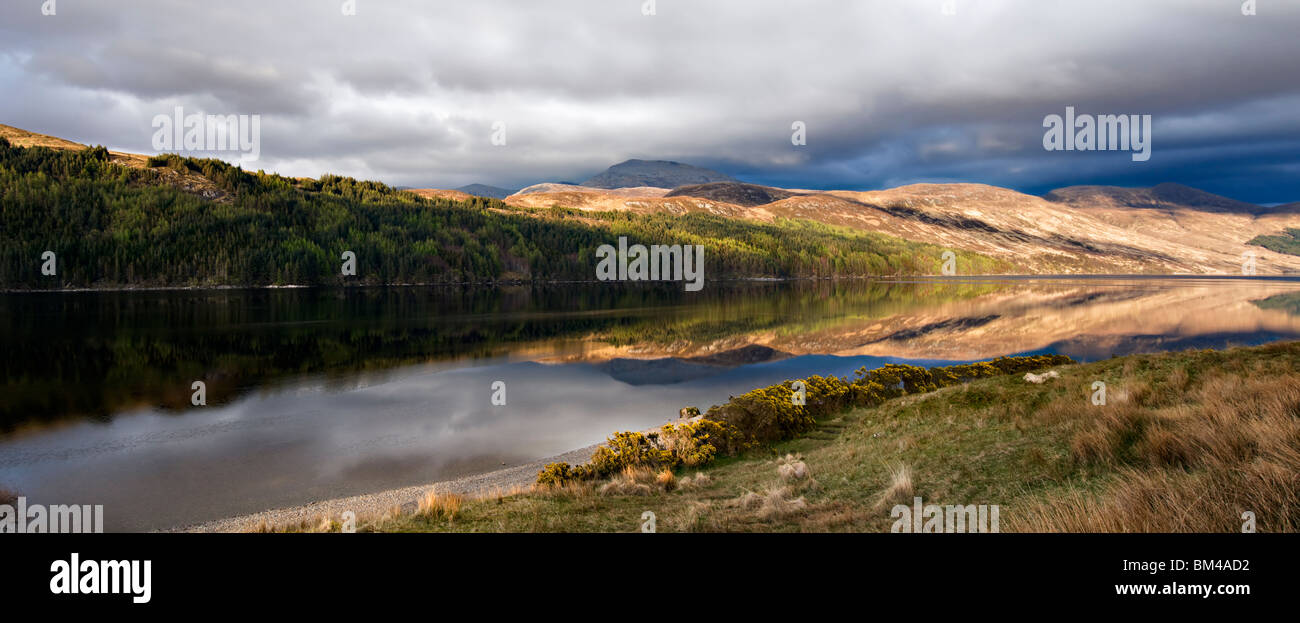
[581,159,737,190]
[454,183,515,199]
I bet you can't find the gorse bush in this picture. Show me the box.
[663,419,731,467]
[536,419,738,486]
[534,462,574,487]
[538,354,1074,485]
[585,431,678,476]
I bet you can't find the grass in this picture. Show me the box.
[276,341,1300,533]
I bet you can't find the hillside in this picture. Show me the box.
[0,134,1002,288]
[665,182,804,207]
[503,179,1300,275]
[1043,182,1266,214]
[0,123,95,153]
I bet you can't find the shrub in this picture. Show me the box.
[537,355,1075,486]
[704,376,850,447]
[536,462,573,487]
[586,431,678,478]
[661,420,734,466]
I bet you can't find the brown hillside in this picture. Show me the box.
[503,178,1300,275]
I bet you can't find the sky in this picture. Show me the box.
[2,0,1298,203]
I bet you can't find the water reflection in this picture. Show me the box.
[2,278,1299,530]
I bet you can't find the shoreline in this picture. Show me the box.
[5,276,877,295]
[6,273,1300,294]
[174,444,601,533]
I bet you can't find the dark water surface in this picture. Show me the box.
[3,278,1300,530]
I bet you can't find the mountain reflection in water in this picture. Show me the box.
[2,277,1299,530]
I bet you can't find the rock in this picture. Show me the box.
[1024,370,1060,384]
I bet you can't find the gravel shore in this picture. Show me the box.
[175,445,599,533]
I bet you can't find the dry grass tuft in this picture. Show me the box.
[678,472,713,490]
[655,468,677,491]
[247,513,335,533]
[759,485,808,519]
[416,489,464,521]
[671,501,716,532]
[731,490,764,510]
[777,459,811,482]
[874,463,914,511]
[598,466,660,496]
[1067,404,1147,465]
[729,484,808,519]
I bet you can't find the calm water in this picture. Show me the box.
[3,277,1300,530]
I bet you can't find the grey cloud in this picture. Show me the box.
[0,0,1297,200]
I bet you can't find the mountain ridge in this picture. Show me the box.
[6,122,1300,276]
[1043,182,1272,215]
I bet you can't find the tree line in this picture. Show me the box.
[0,139,1008,288]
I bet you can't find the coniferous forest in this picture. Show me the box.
[0,139,1009,288]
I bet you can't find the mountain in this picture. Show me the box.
[1,124,980,288]
[594,345,791,385]
[580,159,737,189]
[507,180,1300,274]
[664,182,804,207]
[455,183,515,199]
[513,182,671,197]
[8,121,1300,279]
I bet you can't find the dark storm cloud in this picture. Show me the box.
[1,0,1298,202]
